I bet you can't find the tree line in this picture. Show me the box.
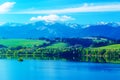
[0,46,119,63]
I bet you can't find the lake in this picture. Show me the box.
[0,60,120,80]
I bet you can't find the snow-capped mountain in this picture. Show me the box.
[0,21,120,39]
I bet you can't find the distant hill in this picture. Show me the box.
[0,21,120,39]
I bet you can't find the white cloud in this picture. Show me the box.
[15,3,120,14]
[0,2,16,14]
[30,14,74,22]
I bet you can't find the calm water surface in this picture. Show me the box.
[0,60,120,80]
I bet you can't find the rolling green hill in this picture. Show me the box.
[0,39,49,48]
[94,44,120,49]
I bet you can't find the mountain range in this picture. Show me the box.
[0,21,120,39]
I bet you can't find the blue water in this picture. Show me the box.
[0,60,120,80]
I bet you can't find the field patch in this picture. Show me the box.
[0,39,48,48]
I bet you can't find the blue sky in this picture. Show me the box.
[0,0,120,24]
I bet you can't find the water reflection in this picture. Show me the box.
[0,54,120,63]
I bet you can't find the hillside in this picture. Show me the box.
[95,44,120,49]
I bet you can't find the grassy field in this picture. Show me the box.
[46,42,69,48]
[94,44,120,49]
[0,39,49,47]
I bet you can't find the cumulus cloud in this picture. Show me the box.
[15,3,120,14]
[0,2,16,14]
[30,14,74,22]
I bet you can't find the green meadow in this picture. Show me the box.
[0,39,49,48]
[95,44,120,49]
